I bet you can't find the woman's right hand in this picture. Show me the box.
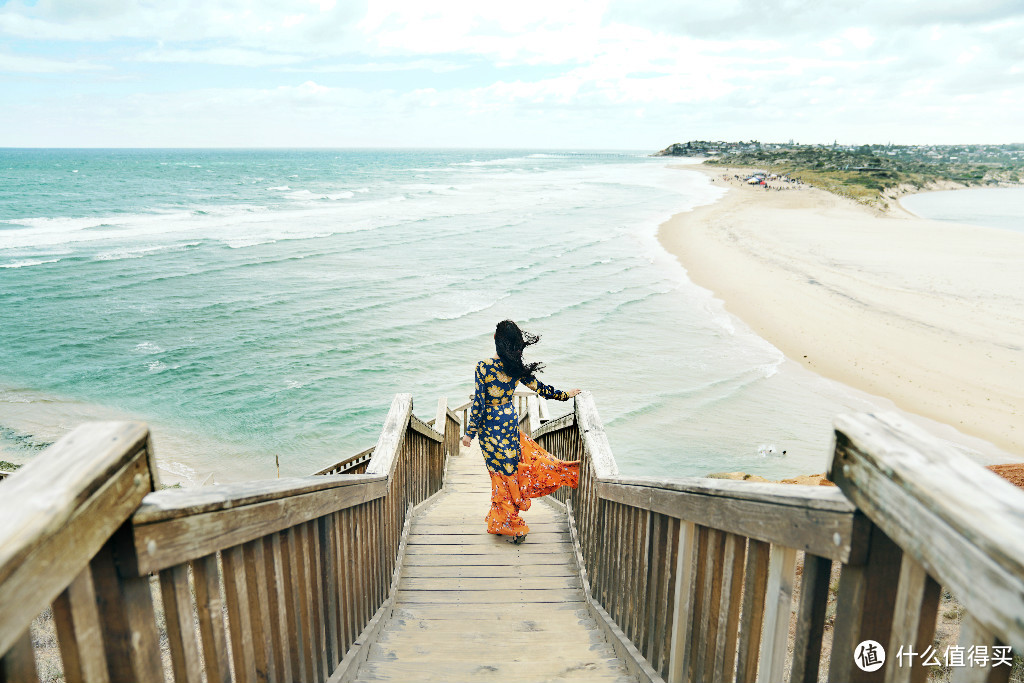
[462,435,472,447]
[567,389,582,398]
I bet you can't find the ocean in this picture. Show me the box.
[0,149,978,485]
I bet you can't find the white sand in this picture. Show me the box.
[659,165,1024,457]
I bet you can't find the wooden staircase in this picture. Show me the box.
[352,444,634,682]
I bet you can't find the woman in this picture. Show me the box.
[461,320,581,544]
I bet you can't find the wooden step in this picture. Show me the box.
[350,437,636,683]
[400,576,581,590]
[400,564,577,578]
[353,659,633,682]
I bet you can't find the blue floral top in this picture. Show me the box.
[466,357,570,474]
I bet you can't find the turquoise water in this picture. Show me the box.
[2,149,905,483]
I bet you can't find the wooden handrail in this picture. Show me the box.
[829,412,1024,674]
[0,421,158,680]
[533,394,1023,683]
[595,476,865,563]
[313,445,374,476]
[0,394,459,683]
[6,389,1019,683]
[127,475,388,575]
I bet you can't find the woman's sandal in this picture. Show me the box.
[507,534,527,545]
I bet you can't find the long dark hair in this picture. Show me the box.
[494,319,544,380]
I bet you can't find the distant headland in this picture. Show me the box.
[655,140,1024,210]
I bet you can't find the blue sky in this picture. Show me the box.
[1,0,1022,148]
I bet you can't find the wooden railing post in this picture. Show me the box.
[0,422,160,683]
[829,412,1024,683]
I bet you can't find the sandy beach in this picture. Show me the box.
[660,164,1024,458]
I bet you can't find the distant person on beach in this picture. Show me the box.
[461,320,581,544]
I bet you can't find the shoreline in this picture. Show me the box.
[0,383,278,487]
[659,164,1024,459]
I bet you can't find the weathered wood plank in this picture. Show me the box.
[409,414,443,443]
[668,521,697,683]
[790,554,832,683]
[221,545,256,683]
[400,564,577,578]
[293,523,318,682]
[714,533,746,683]
[52,569,109,683]
[598,480,864,562]
[758,545,798,683]
[951,616,1002,683]
[402,543,573,556]
[601,474,856,511]
[576,392,618,478]
[404,531,569,544]
[686,525,713,683]
[831,412,1024,650]
[0,425,152,656]
[340,507,356,656]
[278,528,305,683]
[134,474,387,524]
[400,576,581,590]
[531,408,574,439]
[242,540,272,682]
[395,588,583,604]
[432,397,448,437]
[884,556,940,683]
[307,520,328,680]
[696,528,726,680]
[191,553,232,683]
[318,518,338,671]
[828,528,902,683]
[90,537,164,683]
[737,538,770,683]
[365,394,412,480]
[159,563,203,683]
[0,629,38,683]
[262,535,290,683]
[131,479,384,574]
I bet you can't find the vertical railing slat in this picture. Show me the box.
[90,539,164,683]
[263,534,291,683]
[221,544,256,683]
[714,532,746,683]
[789,554,832,683]
[757,544,798,683]
[159,563,203,683]
[884,556,940,683]
[53,568,110,683]
[243,539,273,682]
[0,629,38,683]
[192,553,232,683]
[737,538,770,683]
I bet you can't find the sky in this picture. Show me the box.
[1,0,1022,149]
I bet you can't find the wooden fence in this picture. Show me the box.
[452,389,551,438]
[0,393,458,683]
[532,392,1023,683]
[3,387,1020,683]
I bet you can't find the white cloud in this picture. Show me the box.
[843,27,875,49]
[1,2,1023,146]
[0,52,107,73]
[277,59,465,73]
[135,47,306,67]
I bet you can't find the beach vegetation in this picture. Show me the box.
[658,141,1024,209]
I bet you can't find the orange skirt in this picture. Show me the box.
[486,431,580,536]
